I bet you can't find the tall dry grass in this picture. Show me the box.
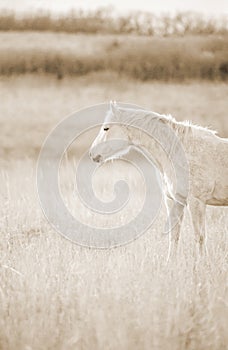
[0,75,227,349]
[0,158,227,350]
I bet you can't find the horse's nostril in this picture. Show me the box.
[93,154,102,163]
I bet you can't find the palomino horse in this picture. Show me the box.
[89,102,228,259]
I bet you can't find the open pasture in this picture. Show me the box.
[0,75,227,349]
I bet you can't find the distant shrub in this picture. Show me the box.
[0,34,227,81]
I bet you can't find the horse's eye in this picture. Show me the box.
[104,127,109,131]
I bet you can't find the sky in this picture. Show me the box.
[0,0,227,16]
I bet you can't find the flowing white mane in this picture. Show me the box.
[160,113,217,135]
[106,105,217,139]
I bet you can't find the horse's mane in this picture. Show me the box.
[162,113,217,136]
[109,105,217,138]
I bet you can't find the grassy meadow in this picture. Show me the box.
[0,72,227,349]
[0,11,227,348]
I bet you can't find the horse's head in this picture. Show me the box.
[89,101,132,163]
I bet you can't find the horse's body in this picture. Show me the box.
[90,102,228,258]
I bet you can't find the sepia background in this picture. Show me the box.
[0,1,227,349]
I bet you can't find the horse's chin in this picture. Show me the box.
[103,148,131,163]
[104,155,121,163]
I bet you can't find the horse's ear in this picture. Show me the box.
[110,100,118,114]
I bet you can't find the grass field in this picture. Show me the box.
[0,74,227,349]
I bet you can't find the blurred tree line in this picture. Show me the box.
[0,8,227,36]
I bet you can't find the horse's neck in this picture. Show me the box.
[129,124,174,176]
[127,115,190,204]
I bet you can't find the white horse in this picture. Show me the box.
[89,102,228,258]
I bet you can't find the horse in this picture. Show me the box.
[89,101,228,259]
